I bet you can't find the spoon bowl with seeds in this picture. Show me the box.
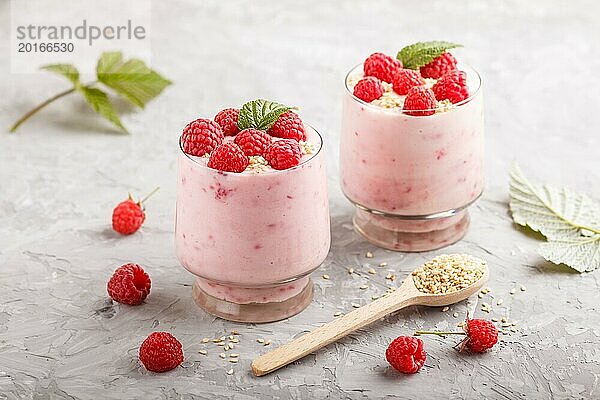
[252,254,488,376]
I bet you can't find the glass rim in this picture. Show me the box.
[343,61,482,114]
[178,124,324,175]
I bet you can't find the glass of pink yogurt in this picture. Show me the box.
[176,104,330,323]
[340,51,484,252]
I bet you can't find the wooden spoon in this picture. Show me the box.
[251,262,488,376]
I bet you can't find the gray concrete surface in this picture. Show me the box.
[1,0,600,399]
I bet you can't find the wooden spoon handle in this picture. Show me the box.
[251,285,419,376]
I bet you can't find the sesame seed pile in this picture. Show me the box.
[411,254,486,294]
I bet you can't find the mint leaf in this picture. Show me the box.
[509,163,600,272]
[78,86,127,132]
[237,99,292,130]
[41,64,80,85]
[96,51,171,108]
[397,41,462,70]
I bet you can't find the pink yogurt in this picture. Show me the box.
[176,126,330,304]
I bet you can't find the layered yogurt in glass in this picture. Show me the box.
[176,122,330,322]
[340,60,484,252]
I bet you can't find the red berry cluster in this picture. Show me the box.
[354,51,470,116]
[181,108,306,172]
[386,314,498,374]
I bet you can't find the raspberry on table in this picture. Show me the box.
[139,332,184,373]
[234,128,272,156]
[432,70,469,104]
[460,317,498,353]
[214,108,240,136]
[264,139,302,170]
[403,86,437,116]
[112,198,145,235]
[267,111,306,142]
[353,77,384,102]
[386,336,426,374]
[420,52,458,79]
[363,52,403,83]
[392,69,425,95]
[181,118,224,156]
[207,142,249,173]
[107,263,151,305]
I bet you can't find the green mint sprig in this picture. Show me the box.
[509,163,600,272]
[237,99,293,131]
[9,52,171,133]
[397,41,462,70]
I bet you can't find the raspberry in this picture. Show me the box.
[139,332,184,373]
[460,317,498,353]
[107,263,151,305]
[214,108,240,136]
[420,52,458,79]
[432,70,469,104]
[207,142,249,173]
[264,139,302,170]
[353,77,384,102]
[112,198,145,235]
[181,118,224,156]
[403,86,437,116]
[392,69,425,95]
[267,111,306,142]
[386,336,426,374]
[363,52,403,83]
[234,128,272,156]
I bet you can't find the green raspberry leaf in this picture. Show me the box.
[509,163,600,272]
[237,99,293,131]
[397,41,462,70]
[78,86,127,132]
[41,64,80,86]
[96,51,172,108]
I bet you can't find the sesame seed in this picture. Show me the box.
[220,353,226,359]
[212,338,222,343]
[229,335,235,340]
[453,312,459,318]
[520,285,526,291]
[230,353,239,357]
[510,288,516,295]
[220,336,226,341]
[228,343,234,349]
[227,368,234,375]
[229,359,238,363]
[352,303,360,308]
[491,318,499,322]
[231,330,239,335]
[411,254,486,295]
[224,344,230,351]
[348,267,355,274]
[371,294,380,300]
[322,274,330,280]
[334,311,342,317]
[497,299,504,305]
[368,268,376,275]
[366,252,373,258]
[257,338,265,343]
[264,340,271,346]
[202,338,210,343]
[198,350,207,355]
[478,293,484,299]
[501,317,507,323]
[359,285,368,290]
[231,338,239,343]
[379,262,388,267]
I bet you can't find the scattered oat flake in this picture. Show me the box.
[366,252,373,258]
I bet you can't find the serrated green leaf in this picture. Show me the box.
[96,51,171,108]
[78,86,127,132]
[509,162,600,272]
[237,99,292,130]
[396,41,462,70]
[41,64,80,85]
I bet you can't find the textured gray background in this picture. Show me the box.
[1,1,600,399]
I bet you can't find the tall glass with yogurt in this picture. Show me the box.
[340,63,484,251]
[176,126,330,322]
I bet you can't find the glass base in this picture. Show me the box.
[353,207,470,252]
[192,278,314,323]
